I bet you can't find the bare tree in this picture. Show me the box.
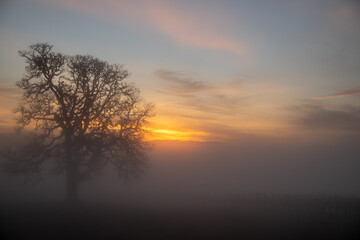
[1,43,154,202]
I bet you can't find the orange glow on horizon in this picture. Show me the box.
[88,121,210,141]
[144,127,209,141]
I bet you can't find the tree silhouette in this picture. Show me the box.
[2,43,154,202]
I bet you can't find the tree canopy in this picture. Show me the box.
[2,43,154,201]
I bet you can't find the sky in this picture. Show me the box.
[0,0,359,142]
[0,0,360,198]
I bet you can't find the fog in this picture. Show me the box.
[2,133,360,239]
[2,132,359,205]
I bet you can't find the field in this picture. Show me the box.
[2,196,359,240]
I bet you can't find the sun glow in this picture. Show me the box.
[144,127,209,141]
[81,120,209,141]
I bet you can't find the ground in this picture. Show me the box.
[1,196,360,240]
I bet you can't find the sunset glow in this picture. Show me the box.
[144,127,209,141]
[0,0,359,141]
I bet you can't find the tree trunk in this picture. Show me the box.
[65,131,79,203]
[66,160,79,202]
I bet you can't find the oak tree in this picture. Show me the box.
[2,43,154,201]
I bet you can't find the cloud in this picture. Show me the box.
[330,2,360,28]
[0,85,21,107]
[152,69,293,139]
[290,104,360,133]
[0,85,20,131]
[313,87,360,99]
[154,69,244,115]
[0,85,21,96]
[142,1,246,55]
[155,69,241,94]
[155,69,212,93]
[33,0,247,55]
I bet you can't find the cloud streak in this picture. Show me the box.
[155,69,244,116]
[291,104,360,133]
[34,0,247,55]
[141,1,247,55]
[330,3,360,28]
[313,87,360,100]
[155,69,242,94]
[155,69,212,93]
[153,69,295,139]
[0,85,21,105]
